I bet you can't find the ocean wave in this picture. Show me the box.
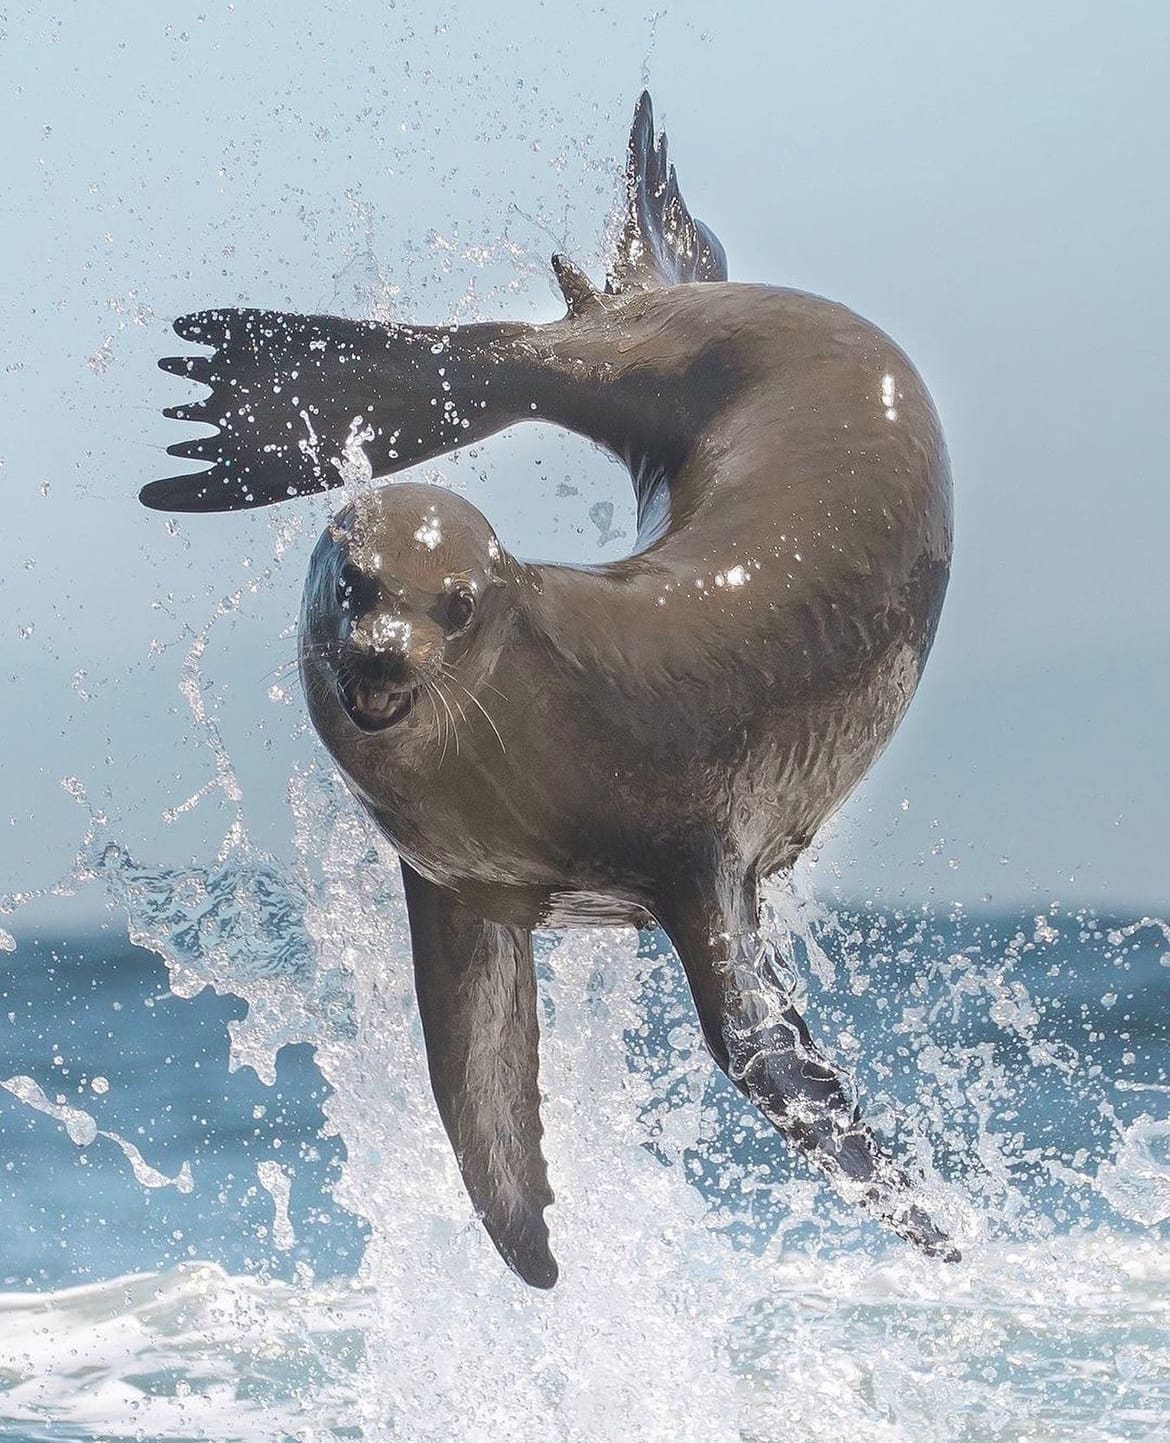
[1,1233,1166,1443]
[0,1262,368,1443]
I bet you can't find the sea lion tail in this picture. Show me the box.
[605,90,728,295]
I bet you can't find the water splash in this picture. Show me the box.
[0,1264,369,1442]
[1097,1119,1170,1226]
[92,836,354,1086]
[257,1161,297,1251]
[70,788,1167,1438]
[2,1076,194,1193]
[7,150,1168,1442]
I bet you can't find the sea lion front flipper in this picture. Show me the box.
[659,884,958,1260]
[400,861,557,1289]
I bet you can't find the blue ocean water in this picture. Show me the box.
[0,931,366,1292]
[1,876,1167,1441]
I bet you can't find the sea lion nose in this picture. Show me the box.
[344,611,413,693]
[350,613,413,663]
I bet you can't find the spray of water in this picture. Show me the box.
[2,229,1167,1443]
[29,766,1157,1441]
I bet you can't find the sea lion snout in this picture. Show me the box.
[338,609,445,732]
[337,636,417,731]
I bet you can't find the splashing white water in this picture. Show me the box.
[1097,1119,1170,1226]
[257,1161,297,1251]
[1,1237,1166,1442]
[66,778,1167,1440]
[0,1263,369,1442]
[4,170,1165,1443]
[2,1075,194,1193]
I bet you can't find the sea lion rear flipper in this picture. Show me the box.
[143,312,533,513]
[146,92,730,517]
[606,90,728,293]
[659,884,958,1260]
[400,861,558,1288]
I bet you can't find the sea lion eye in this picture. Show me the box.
[335,561,375,613]
[445,584,476,635]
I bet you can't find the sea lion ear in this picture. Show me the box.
[606,90,729,295]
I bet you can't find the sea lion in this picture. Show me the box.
[144,93,955,1287]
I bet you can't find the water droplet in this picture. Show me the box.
[86,337,115,374]
[61,775,87,804]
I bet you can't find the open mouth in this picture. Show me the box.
[340,678,417,732]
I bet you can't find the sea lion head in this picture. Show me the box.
[301,481,507,733]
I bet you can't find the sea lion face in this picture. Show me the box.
[301,482,505,734]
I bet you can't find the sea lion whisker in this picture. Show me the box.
[438,666,494,757]
[478,677,508,701]
[438,669,469,729]
[296,665,330,711]
[448,674,507,755]
[422,680,443,745]
[264,643,336,685]
[440,659,509,711]
[425,678,453,766]
[433,679,462,758]
[263,650,324,684]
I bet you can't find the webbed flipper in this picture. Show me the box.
[143,312,530,513]
[606,90,728,294]
[660,880,957,1259]
[400,861,557,1288]
[146,92,733,517]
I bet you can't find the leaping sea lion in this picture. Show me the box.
[144,93,955,1287]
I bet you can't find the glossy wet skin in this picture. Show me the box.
[305,485,504,735]
[296,282,952,936]
[158,91,959,1282]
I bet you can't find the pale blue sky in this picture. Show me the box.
[3,0,1168,920]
